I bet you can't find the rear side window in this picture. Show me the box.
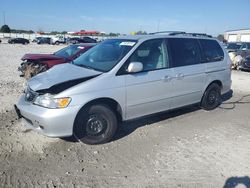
[168,38,201,67]
[199,39,224,62]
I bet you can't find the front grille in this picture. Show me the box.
[25,87,38,102]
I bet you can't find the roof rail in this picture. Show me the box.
[150,31,212,38]
[170,32,212,38]
[149,31,186,35]
[186,33,212,38]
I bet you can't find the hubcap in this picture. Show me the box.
[208,90,217,105]
[86,115,107,136]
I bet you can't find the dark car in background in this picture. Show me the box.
[32,37,42,43]
[232,42,250,70]
[37,37,52,44]
[226,42,242,53]
[67,37,97,44]
[237,42,250,59]
[8,38,30,44]
[18,43,96,79]
[238,56,250,71]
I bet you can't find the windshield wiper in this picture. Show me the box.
[77,64,103,72]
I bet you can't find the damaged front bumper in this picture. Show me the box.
[15,95,80,138]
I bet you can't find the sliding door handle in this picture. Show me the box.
[176,73,184,80]
[162,75,172,82]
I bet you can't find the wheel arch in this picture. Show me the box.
[205,80,223,91]
[74,97,123,127]
[202,80,223,101]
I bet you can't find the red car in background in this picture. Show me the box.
[18,44,95,79]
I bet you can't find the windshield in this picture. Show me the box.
[227,43,242,50]
[73,39,137,72]
[54,45,84,59]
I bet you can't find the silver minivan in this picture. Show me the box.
[15,32,232,144]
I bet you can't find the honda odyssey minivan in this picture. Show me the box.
[15,32,232,144]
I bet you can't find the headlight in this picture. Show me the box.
[34,94,71,109]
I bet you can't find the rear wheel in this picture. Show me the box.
[201,83,221,110]
[74,104,118,145]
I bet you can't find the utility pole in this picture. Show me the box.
[3,11,6,25]
[157,20,160,32]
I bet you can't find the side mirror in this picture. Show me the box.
[127,62,143,73]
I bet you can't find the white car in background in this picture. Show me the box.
[51,35,66,45]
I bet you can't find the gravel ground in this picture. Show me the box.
[0,43,250,188]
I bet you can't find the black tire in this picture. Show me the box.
[201,83,221,110]
[55,41,59,45]
[74,104,118,145]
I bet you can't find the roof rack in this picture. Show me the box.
[177,32,212,38]
[150,31,212,38]
[149,31,186,35]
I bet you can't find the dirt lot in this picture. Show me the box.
[0,43,250,188]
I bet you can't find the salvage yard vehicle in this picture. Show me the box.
[238,56,250,71]
[230,42,250,69]
[8,38,29,45]
[18,44,95,79]
[67,37,97,44]
[37,37,51,44]
[225,42,242,53]
[32,37,42,43]
[51,35,66,45]
[15,32,232,145]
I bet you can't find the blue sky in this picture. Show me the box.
[1,0,250,36]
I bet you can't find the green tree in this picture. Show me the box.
[0,25,11,33]
[217,34,225,42]
[109,32,118,36]
[136,31,147,35]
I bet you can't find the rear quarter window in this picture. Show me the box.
[199,39,224,62]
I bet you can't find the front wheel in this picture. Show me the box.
[201,83,221,110]
[74,104,118,145]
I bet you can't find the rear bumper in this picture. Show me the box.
[16,95,81,138]
[221,79,232,95]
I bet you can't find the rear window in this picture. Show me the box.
[199,39,224,62]
[168,38,201,67]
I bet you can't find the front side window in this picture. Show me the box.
[73,39,136,72]
[200,39,224,62]
[168,38,201,67]
[128,39,169,71]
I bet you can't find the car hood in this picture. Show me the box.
[21,53,62,61]
[28,63,102,93]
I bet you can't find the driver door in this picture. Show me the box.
[123,39,175,120]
